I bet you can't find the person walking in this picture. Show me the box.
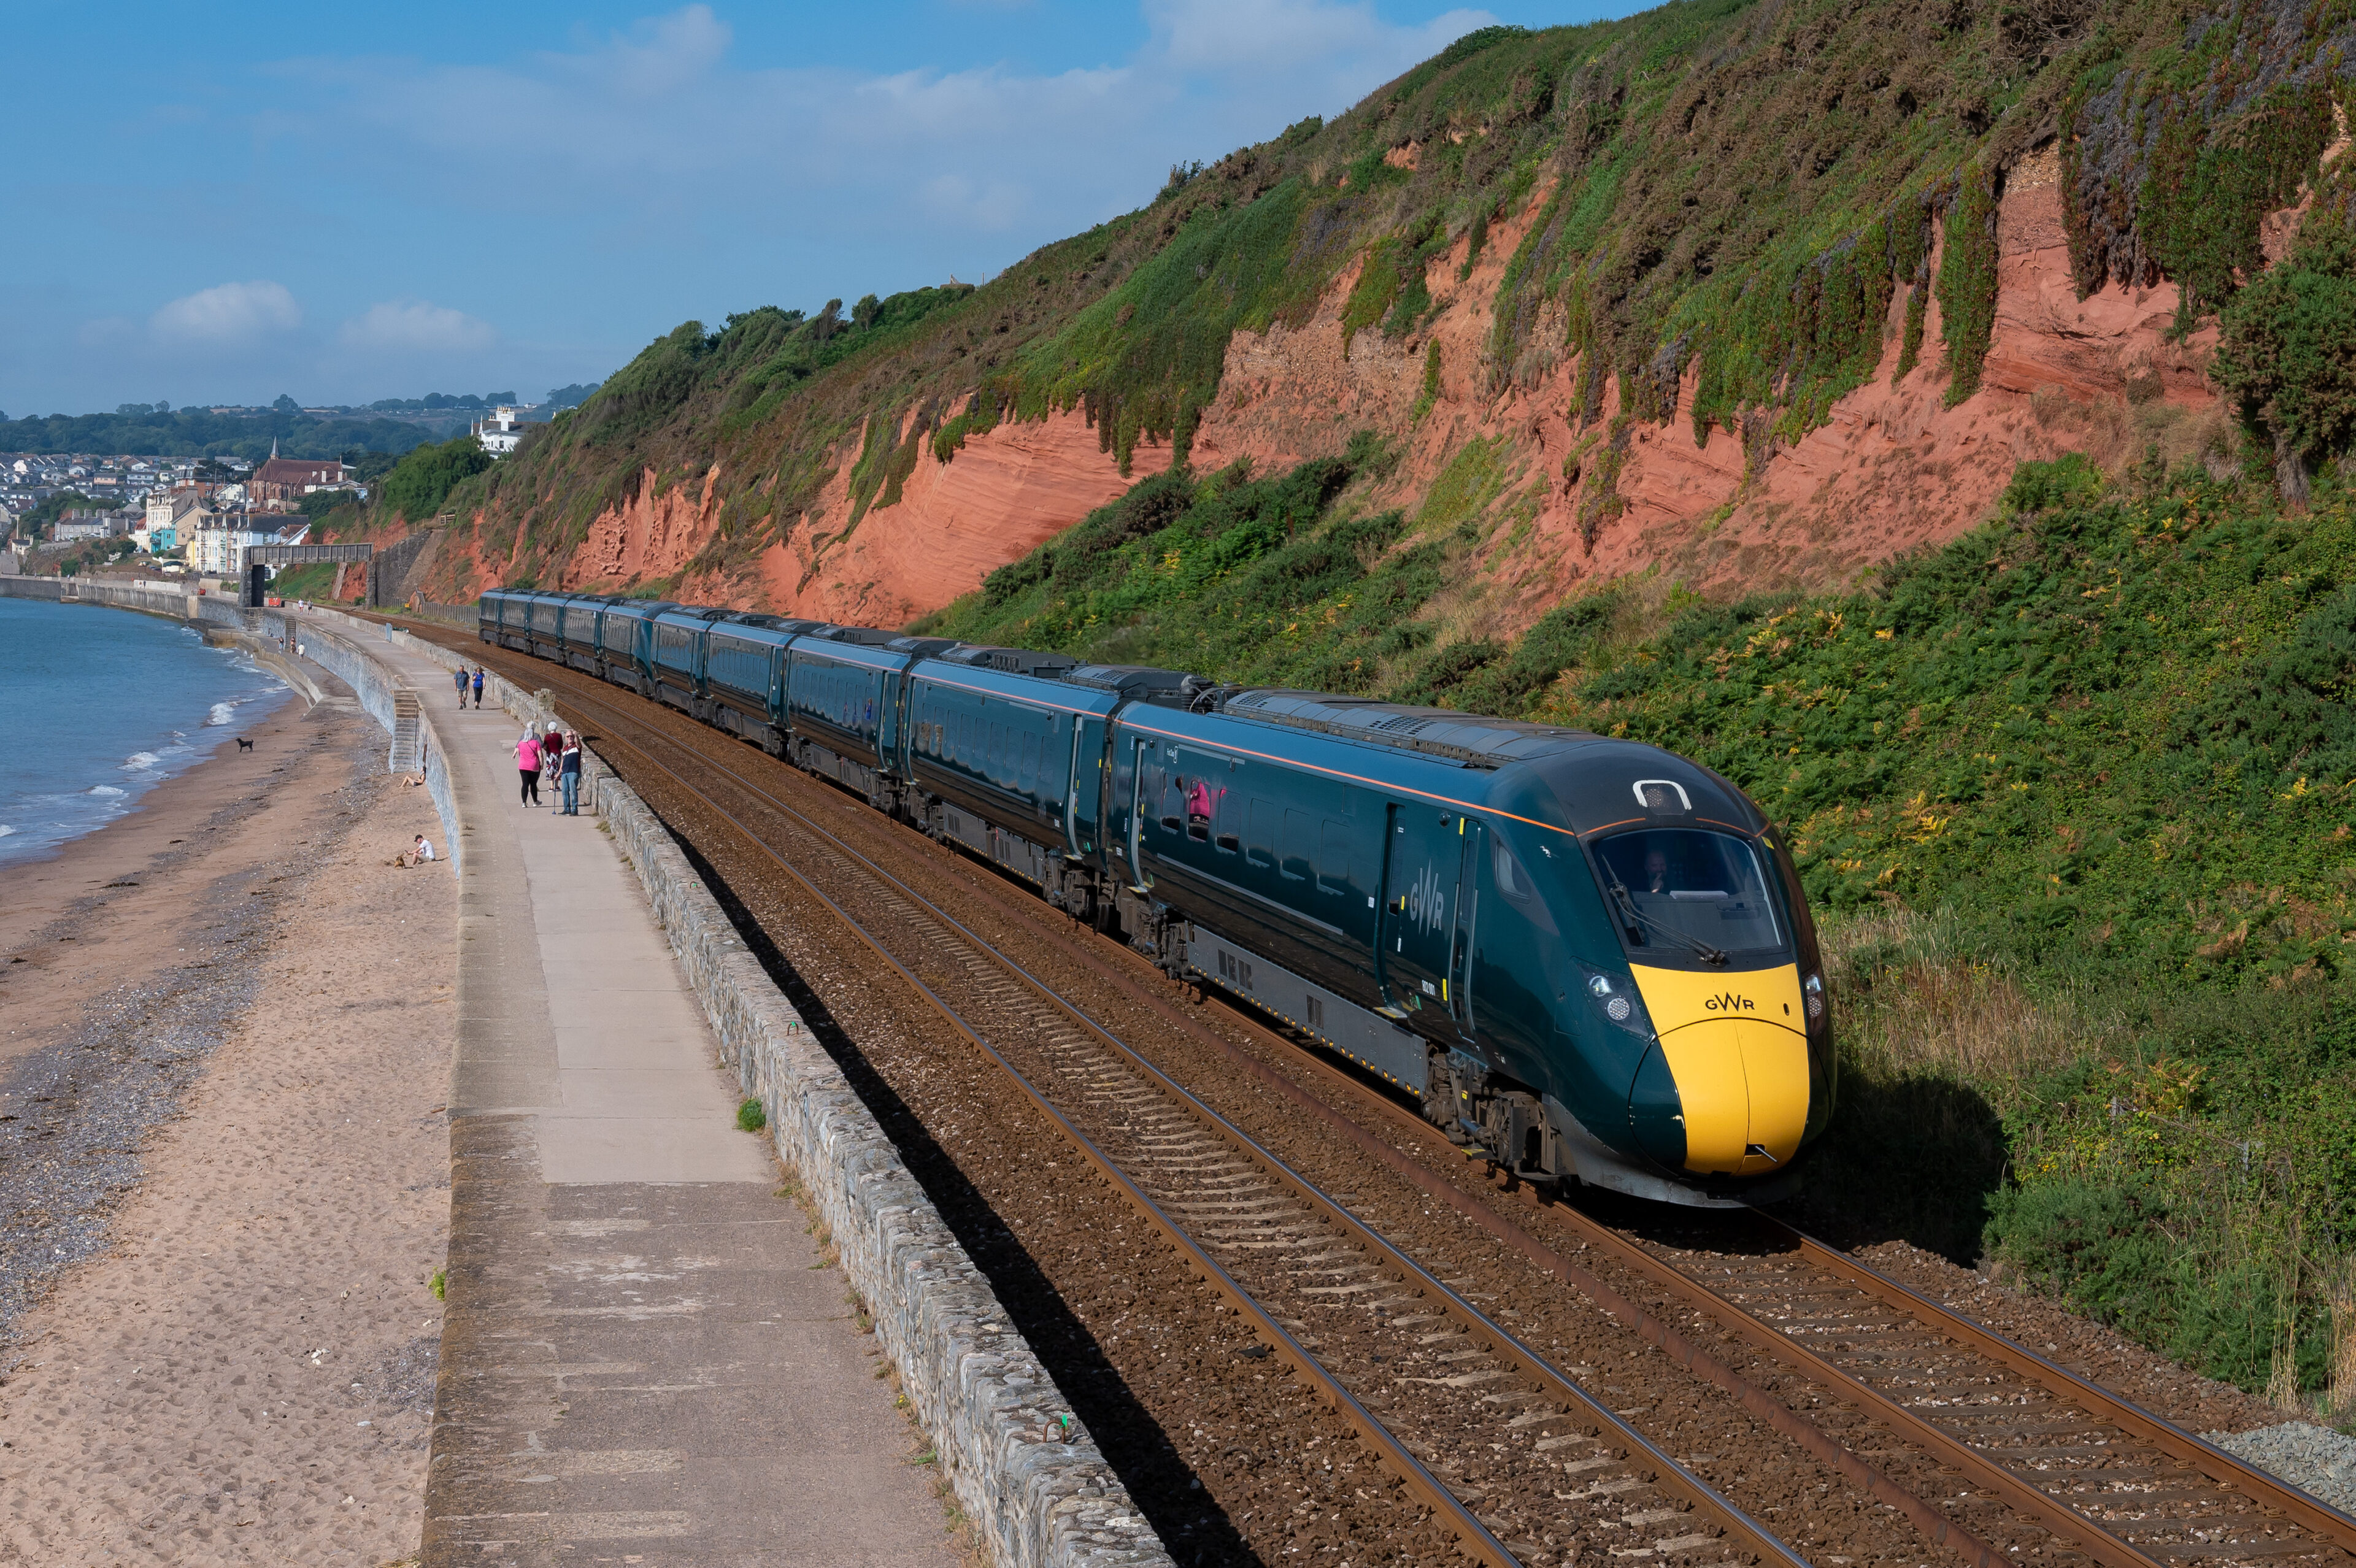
[471,666,486,709]
[453,666,469,709]
[516,728,542,807]
[559,730,583,815]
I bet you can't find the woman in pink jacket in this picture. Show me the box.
[516,729,543,807]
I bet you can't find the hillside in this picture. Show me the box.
[339,0,2350,625]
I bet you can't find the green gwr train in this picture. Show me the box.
[483,589,1836,1206]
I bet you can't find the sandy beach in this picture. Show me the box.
[0,674,455,1566]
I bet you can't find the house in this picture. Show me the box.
[248,442,350,504]
[53,508,137,542]
[183,507,308,574]
[471,404,546,457]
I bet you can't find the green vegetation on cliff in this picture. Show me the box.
[421,0,2356,588]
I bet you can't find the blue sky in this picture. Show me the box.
[0,1,1631,417]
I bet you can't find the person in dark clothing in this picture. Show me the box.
[453,666,469,709]
[471,667,486,709]
[560,731,583,815]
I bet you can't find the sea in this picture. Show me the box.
[0,598,289,864]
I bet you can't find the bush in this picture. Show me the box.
[379,434,493,523]
[737,1097,767,1133]
[2212,217,2356,468]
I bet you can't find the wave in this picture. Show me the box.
[0,825,14,839]
[87,785,125,797]
[203,702,234,727]
[121,751,161,771]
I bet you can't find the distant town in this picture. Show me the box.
[0,381,599,584]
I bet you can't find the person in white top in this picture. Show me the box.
[414,834,436,863]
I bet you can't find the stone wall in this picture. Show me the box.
[315,606,1172,1568]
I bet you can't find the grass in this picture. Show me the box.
[737,1096,768,1133]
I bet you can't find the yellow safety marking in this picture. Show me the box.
[1632,963,1809,1175]
[1630,963,1803,1039]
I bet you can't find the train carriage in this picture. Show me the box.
[477,590,520,649]
[524,592,572,661]
[900,646,1100,895]
[706,616,820,753]
[783,628,927,801]
[648,607,733,715]
[558,595,621,674]
[590,600,678,694]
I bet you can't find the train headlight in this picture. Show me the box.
[1803,970,1825,1024]
[1581,968,1652,1039]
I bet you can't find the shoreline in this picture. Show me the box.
[0,597,294,873]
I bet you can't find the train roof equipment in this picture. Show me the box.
[1217,689,1601,770]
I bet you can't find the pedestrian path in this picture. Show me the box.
[305,616,953,1567]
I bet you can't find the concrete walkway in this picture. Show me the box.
[306,617,953,1567]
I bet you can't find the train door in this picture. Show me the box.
[1123,734,1152,891]
[1377,801,1469,1028]
[1447,818,1482,1044]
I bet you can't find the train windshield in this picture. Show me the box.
[1591,829,1784,961]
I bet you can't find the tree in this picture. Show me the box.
[810,299,844,344]
[2212,215,2356,501]
[378,433,491,521]
[852,293,881,331]
[272,393,299,413]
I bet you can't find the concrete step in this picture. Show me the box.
[389,688,422,773]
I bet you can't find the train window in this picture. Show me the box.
[1592,829,1784,956]
[1280,808,1314,881]
[1319,820,1353,894]
[1245,798,1275,868]
[1022,731,1039,793]
[1214,788,1241,853]
[1489,837,1558,934]
[1173,774,1215,840]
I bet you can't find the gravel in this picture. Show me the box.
[2203,1421,2356,1515]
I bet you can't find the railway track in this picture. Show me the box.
[390,616,2356,1568]
[506,658,1799,1568]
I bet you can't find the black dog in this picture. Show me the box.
[236,737,254,752]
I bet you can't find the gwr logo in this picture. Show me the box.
[1704,992,1755,1013]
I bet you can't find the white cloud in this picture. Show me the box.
[339,299,498,354]
[1147,0,1495,80]
[150,280,302,345]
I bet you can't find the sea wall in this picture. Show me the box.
[296,623,461,878]
[316,607,1172,1568]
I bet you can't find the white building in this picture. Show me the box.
[472,404,547,457]
[184,509,301,576]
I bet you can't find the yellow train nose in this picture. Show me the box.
[1629,965,1811,1177]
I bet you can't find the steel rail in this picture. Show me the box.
[537,687,1525,1568]
[1754,1215,2356,1553]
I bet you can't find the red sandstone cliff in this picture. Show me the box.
[1190,145,2238,637]
[418,139,2331,628]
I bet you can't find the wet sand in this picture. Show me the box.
[0,679,456,1565]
